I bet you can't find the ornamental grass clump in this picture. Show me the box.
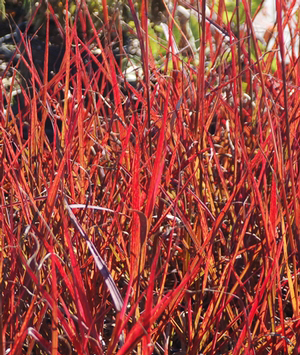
[0,0,299,354]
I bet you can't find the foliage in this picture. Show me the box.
[0,0,299,354]
[224,0,264,18]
